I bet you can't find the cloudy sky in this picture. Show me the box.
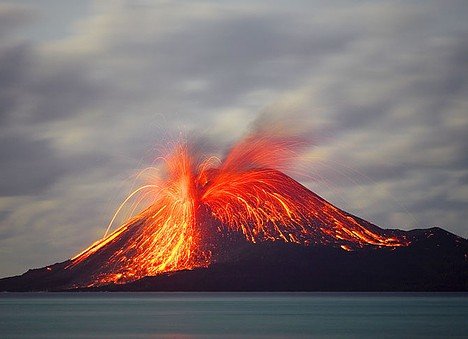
[0,0,467,277]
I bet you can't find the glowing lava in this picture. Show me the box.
[68,132,409,287]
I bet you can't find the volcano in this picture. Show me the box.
[1,134,466,291]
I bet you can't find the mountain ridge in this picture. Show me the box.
[1,225,466,292]
[0,167,466,292]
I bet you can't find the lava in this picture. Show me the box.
[68,132,409,287]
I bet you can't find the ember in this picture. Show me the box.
[68,131,409,287]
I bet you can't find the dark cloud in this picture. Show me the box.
[0,135,66,195]
[0,131,112,196]
[0,43,32,123]
[28,66,105,123]
[0,45,107,124]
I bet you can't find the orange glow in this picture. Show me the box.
[68,132,409,286]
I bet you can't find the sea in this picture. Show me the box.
[0,292,466,338]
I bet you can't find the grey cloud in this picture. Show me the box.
[28,65,105,123]
[0,0,467,277]
[0,132,111,196]
[0,43,104,128]
[70,5,357,114]
[0,43,32,123]
[0,3,36,39]
[0,135,67,195]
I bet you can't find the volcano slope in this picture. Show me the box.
[0,170,466,292]
[1,134,467,292]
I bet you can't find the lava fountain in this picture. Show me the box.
[68,131,409,287]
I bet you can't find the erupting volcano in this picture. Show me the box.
[1,131,466,291]
[63,131,409,288]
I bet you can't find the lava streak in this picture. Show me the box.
[70,143,209,285]
[69,132,409,286]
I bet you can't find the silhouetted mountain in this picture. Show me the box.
[0,169,466,292]
[1,227,465,292]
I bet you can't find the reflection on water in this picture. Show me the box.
[0,292,466,338]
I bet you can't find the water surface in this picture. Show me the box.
[0,292,466,338]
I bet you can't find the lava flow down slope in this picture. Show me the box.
[1,131,466,291]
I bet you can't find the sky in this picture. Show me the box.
[0,0,467,278]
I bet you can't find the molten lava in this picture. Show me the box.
[68,132,409,287]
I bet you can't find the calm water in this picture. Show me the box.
[0,293,466,338]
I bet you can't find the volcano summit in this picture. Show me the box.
[1,133,466,291]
